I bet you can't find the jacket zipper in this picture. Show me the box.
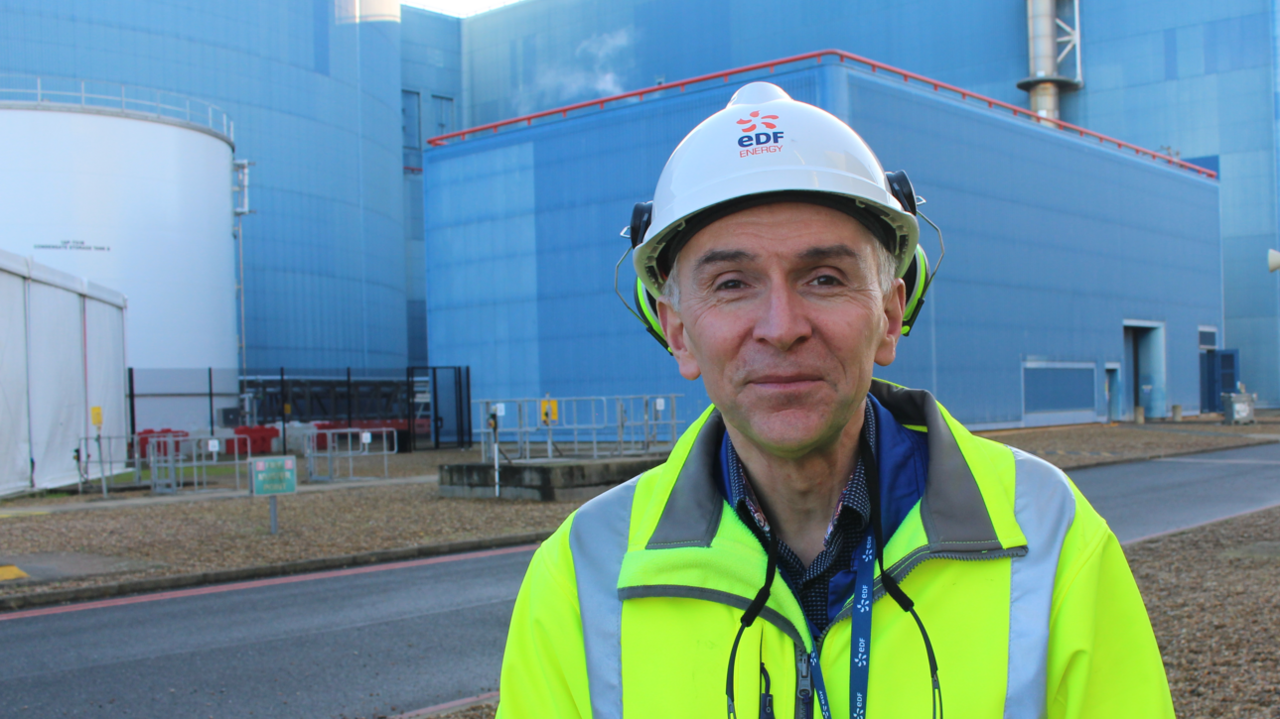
[795,645,814,719]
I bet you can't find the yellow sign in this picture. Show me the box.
[0,565,29,581]
[90,406,103,428]
[540,398,559,423]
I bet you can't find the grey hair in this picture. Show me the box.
[659,239,899,312]
[660,256,682,311]
[874,240,900,296]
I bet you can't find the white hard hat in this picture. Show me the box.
[632,81,920,297]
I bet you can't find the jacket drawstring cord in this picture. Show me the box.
[727,529,778,719]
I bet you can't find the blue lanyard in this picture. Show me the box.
[848,531,875,718]
[803,530,875,719]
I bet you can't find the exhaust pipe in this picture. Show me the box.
[1026,0,1058,120]
[1017,0,1082,123]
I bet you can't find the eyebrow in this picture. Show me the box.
[693,248,756,270]
[691,244,864,274]
[798,244,860,262]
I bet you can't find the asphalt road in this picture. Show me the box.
[2,442,1279,718]
[0,546,533,719]
[1067,441,1280,543]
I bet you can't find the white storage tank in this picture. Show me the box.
[0,77,238,372]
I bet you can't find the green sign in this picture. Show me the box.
[252,457,297,496]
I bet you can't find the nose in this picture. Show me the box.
[753,281,811,351]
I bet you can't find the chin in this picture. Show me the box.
[739,411,839,456]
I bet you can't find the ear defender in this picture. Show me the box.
[634,277,671,352]
[629,201,653,251]
[900,244,929,336]
[617,201,673,353]
[885,170,936,338]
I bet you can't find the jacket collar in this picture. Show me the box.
[644,381,1015,556]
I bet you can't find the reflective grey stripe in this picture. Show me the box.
[570,477,638,719]
[1004,449,1076,719]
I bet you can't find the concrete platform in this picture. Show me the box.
[439,456,666,501]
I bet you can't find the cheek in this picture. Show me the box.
[823,304,885,359]
[685,310,750,370]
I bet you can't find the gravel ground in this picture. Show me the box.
[1127,505,1280,717]
[977,422,1276,469]
[0,483,580,598]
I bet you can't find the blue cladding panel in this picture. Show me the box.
[1025,369,1095,413]
[459,0,1028,128]
[402,6,462,365]
[452,0,1274,409]
[313,0,330,75]
[0,1,406,369]
[1203,13,1271,74]
[1059,0,1277,405]
[426,143,540,398]
[425,63,1222,426]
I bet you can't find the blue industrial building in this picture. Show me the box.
[423,59,1221,428]
[3,0,1270,427]
[444,0,1268,408]
[1,0,408,370]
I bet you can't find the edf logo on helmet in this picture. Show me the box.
[736,109,784,156]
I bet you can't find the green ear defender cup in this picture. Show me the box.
[900,244,930,337]
[634,277,671,353]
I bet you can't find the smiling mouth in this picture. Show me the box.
[748,375,822,388]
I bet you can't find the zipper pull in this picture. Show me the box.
[796,648,812,702]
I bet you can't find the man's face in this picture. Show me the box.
[657,202,905,459]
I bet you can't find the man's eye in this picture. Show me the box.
[716,279,745,291]
[811,274,842,286]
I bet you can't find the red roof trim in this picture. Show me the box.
[425,49,1217,179]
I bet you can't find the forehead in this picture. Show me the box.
[680,202,877,268]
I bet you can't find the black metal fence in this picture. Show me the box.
[126,366,472,451]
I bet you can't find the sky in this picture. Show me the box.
[400,0,527,17]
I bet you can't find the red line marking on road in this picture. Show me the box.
[391,691,500,718]
[0,544,538,622]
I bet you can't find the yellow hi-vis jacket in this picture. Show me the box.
[497,382,1174,718]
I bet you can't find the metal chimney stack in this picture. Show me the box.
[1017,0,1082,123]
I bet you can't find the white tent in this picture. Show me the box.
[0,249,127,496]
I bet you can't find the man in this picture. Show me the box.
[497,82,1173,718]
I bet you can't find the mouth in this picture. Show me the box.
[747,374,823,390]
